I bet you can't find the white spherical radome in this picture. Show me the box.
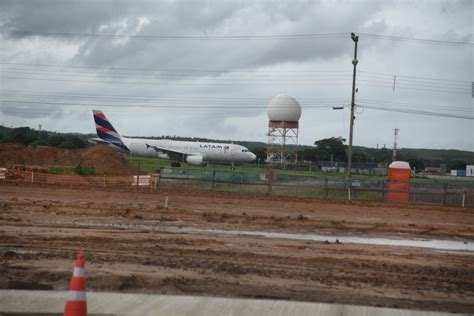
[267,94,302,122]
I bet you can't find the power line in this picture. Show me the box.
[2,96,471,120]
[6,89,471,113]
[0,68,354,80]
[359,98,473,112]
[3,30,472,46]
[359,70,471,84]
[359,104,474,120]
[0,70,356,83]
[0,62,351,74]
[2,30,348,41]
[0,99,337,109]
[0,75,356,86]
[0,89,349,103]
[359,33,473,46]
[2,73,469,94]
[1,62,468,88]
[2,68,469,90]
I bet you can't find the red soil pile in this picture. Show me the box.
[0,143,138,175]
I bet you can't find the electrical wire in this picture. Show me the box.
[358,104,474,120]
[3,30,472,46]
[0,99,338,109]
[359,33,473,46]
[2,30,348,41]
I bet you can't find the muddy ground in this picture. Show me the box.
[0,183,473,313]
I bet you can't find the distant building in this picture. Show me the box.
[318,161,380,174]
[467,165,474,177]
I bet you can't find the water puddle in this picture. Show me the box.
[40,220,474,254]
[165,226,474,254]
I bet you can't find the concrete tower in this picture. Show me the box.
[266,94,302,167]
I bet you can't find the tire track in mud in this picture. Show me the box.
[2,223,473,294]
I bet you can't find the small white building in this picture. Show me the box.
[467,165,474,177]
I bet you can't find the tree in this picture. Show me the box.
[450,160,468,171]
[313,137,347,162]
[47,134,86,149]
[10,127,38,145]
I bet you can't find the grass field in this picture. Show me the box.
[126,156,474,185]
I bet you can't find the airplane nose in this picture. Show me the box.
[250,153,257,161]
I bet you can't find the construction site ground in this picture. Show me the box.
[1,183,473,313]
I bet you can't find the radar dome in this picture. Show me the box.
[267,94,302,122]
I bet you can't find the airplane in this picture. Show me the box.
[89,110,257,166]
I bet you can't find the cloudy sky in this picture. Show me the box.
[0,0,472,151]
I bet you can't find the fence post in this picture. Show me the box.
[381,180,385,201]
[164,194,169,208]
[348,187,351,201]
[211,170,216,191]
[324,178,329,199]
[442,183,448,205]
[31,171,34,183]
[267,170,273,195]
[462,191,466,208]
[135,161,141,188]
[158,167,162,189]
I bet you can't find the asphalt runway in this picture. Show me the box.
[0,290,466,316]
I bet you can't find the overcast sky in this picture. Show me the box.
[0,0,473,151]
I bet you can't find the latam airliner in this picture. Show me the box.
[90,110,257,166]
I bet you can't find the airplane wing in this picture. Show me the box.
[145,143,189,161]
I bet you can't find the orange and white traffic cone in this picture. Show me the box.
[64,253,87,316]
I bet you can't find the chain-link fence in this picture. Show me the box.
[2,169,159,189]
[2,167,473,207]
[158,167,474,207]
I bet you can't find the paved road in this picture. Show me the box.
[0,290,466,316]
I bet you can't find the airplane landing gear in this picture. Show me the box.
[171,161,181,167]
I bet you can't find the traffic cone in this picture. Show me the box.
[64,253,87,316]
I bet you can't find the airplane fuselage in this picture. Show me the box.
[123,137,256,164]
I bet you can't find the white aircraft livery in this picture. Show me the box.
[90,110,257,166]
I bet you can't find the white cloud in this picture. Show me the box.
[0,0,472,151]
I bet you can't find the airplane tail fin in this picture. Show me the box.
[92,110,129,152]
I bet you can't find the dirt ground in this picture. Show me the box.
[0,143,138,175]
[1,183,473,313]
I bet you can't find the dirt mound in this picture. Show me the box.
[0,143,138,175]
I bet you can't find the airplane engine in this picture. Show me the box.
[186,155,205,166]
[157,152,170,159]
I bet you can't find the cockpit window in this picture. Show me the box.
[242,149,248,152]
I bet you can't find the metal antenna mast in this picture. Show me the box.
[392,128,399,162]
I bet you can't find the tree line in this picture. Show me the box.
[0,126,87,149]
[1,126,472,170]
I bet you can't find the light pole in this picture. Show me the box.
[347,32,359,178]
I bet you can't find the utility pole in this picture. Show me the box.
[347,32,359,178]
[392,128,399,162]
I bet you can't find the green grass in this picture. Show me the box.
[127,156,173,173]
[126,156,384,180]
[48,165,95,176]
[126,156,474,185]
[126,156,267,174]
[48,166,75,174]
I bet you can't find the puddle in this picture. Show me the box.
[165,227,474,254]
[40,220,474,254]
